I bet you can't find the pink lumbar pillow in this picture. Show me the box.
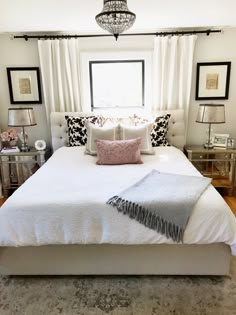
[96,138,143,165]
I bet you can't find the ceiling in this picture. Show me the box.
[1,0,236,34]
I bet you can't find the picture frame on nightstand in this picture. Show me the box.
[212,133,229,148]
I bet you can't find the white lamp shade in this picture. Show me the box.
[8,108,37,127]
[196,104,225,124]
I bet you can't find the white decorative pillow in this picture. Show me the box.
[119,123,155,155]
[101,115,134,127]
[85,123,120,155]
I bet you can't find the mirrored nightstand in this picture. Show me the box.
[184,145,236,196]
[0,149,50,197]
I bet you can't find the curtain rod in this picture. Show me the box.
[14,29,221,41]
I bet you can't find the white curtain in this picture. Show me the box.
[152,35,197,122]
[38,39,82,121]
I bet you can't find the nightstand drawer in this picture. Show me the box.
[191,153,207,160]
[191,152,232,161]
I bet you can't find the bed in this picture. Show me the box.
[0,109,235,275]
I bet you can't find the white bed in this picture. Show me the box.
[0,110,235,275]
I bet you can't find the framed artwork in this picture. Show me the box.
[212,133,229,148]
[7,67,42,104]
[195,62,231,100]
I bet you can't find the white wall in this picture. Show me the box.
[0,28,236,147]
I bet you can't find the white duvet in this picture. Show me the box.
[0,146,236,255]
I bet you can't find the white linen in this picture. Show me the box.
[0,146,236,255]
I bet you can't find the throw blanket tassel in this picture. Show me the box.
[107,196,184,243]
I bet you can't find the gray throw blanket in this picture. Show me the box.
[107,170,211,242]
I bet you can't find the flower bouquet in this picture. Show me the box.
[0,128,19,147]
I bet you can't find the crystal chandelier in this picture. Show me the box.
[95,0,136,40]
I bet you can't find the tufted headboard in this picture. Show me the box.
[50,110,185,152]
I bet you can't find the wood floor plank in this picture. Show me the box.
[0,198,7,207]
[223,195,236,216]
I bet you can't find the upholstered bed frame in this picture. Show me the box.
[0,110,231,275]
[51,110,186,151]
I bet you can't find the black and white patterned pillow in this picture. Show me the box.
[151,114,171,147]
[65,116,100,146]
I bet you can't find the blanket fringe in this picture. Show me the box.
[107,196,184,243]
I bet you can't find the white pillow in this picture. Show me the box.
[119,123,155,155]
[85,123,119,155]
[101,115,134,127]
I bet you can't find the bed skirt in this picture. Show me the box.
[0,243,231,276]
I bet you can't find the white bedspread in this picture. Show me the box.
[1,146,236,255]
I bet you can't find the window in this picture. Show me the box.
[89,60,144,110]
[80,51,152,112]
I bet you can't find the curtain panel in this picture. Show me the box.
[38,39,82,121]
[152,35,198,124]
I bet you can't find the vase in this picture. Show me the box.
[9,140,17,146]
[2,140,17,148]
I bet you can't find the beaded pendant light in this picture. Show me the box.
[95,0,136,40]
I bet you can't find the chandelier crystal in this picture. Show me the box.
[95,0,136,40]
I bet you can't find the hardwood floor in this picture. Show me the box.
[0,197,7,207]
[223,195,236,216]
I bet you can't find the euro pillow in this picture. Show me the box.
[85,123,120,155]
[151,114,171,147]
[96,138,143,165]
[119,123,154,154]
[65,116,101,146]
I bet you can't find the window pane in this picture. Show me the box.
[90,60,144,109]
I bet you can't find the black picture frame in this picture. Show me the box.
[195,62,231,100]
[7,67,42,104]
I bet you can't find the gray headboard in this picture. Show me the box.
[50,110,185,152]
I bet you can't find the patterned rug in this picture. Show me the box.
[0,258,236,315]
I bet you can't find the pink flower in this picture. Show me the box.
[8,128,18,140]
[0,131,9,141]
[0,128,19,141]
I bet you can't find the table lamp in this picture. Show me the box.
[8,108,37,152]
[196,104,225,149]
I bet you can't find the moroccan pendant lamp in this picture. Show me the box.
[95,0,136,40]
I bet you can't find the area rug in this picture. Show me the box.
[0,258,236,315]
